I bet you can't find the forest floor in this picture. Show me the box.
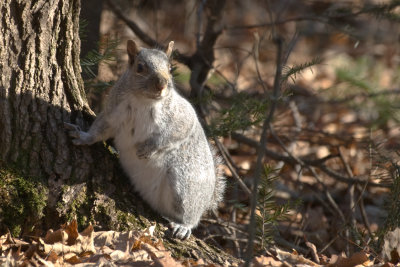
[1,0,400,266]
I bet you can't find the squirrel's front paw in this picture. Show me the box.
[64,122,94,146]
[135,141,155,159]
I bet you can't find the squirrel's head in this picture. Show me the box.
[126,40,174,100]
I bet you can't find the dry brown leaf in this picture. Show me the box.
[306,241,320,264]
[38,235,95,255]
[85,253,112,264]
[3,232,14,245]
[44,229,67,244]
[139,235,154,246]
[24,244,37,259]
[319,254,330,265]
[327,251,370,267]
[155,253,185,267]
[144,243,184,267]
[12,245,22,262]
[99,245,114,255]
[19,259,35,267]
[253,255,283,267]
[131,239,142,251]
[141,242,166,259]
[154,239,166,250]
[182,259,197,266]
[36,255,55,267]
[80,224,94,237]
[0,232,29,251]
[46,250,58,263]
[79,250,94,259]
[131,249,152,262]
[78,226,95,253]
[62,220,79,246]
[275,247,321,266]
[94,230,137,252]
[110,249,130,261]
[65,255,82,264]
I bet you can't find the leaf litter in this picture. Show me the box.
[0,220,185,266]
[2,221,400,266]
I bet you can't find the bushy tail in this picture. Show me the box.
[209,143,226,211]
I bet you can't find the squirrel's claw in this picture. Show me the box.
[64,122,92,145]
[64,122,81,131]
[170,223,191,240]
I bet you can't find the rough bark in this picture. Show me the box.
[0,0,239,264]
[0,0,129,232]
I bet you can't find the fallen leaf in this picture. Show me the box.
[253,255,283,267]
[65,255,82,264]
[143,242,184,267]
[327,251,370,267]
[80,223,94,237]
[131,240,142,251]
[46,250,58,263]
[44,229,67,244]
[306,241,320,264]
[24,244,37,259]
[62,220,79,246]
[79,250,94,259]
[110,249,130,261]
[94,230,137,252]
[3,232,14,245]
[275,247,321,266]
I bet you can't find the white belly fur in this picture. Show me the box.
[112,99,174,214]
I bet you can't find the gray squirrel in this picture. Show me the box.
[65,40,225,240]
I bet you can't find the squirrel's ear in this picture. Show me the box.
[127,40,139,64]
[165,41,174,58]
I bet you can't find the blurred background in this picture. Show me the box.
[79,0,400,261]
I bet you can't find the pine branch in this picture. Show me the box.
[282,57,323,83]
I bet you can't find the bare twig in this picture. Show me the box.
[244,35,284,265]
[324,88,400,104]
[106,0,158,47]
[253,33,268,93]
[358,190,373,238]
[338,147,356,255]
[320,235,340,254]
[105,0,191,65]
[269,124,347,224]
[231,132,390,188]
[227,15,328,30]
[226,3,397,31]
[343,144,374,238]
[214,138,251,196]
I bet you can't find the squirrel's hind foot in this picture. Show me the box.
[169,222,192,240]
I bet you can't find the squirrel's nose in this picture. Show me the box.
[154,75,167,91]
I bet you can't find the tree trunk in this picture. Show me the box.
[0,0,239,264]
[0,0,136,235]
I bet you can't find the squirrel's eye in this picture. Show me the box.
[137,63,144,73]
[169,64,173,73]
